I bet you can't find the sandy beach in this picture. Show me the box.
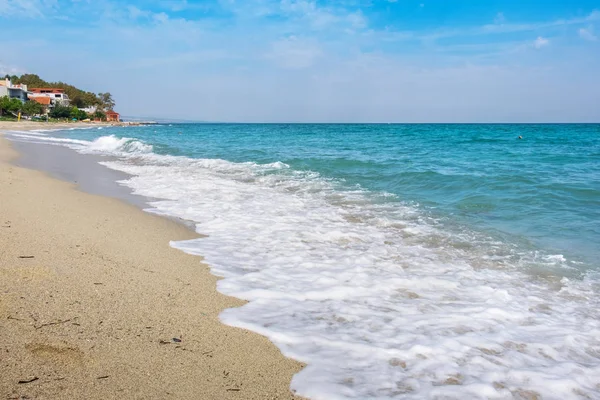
[0,121,138,131]
[0,122,304,399]
[0,121,114,130]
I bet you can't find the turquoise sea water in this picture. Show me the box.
[61,123,600,271]
[7,123,600,399]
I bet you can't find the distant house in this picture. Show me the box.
[29,88,70,106]
[29,96,52,113]
[79,105,97,114]
[106,110,120,122]
[0,78,29,102]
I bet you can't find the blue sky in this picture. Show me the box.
[1,0,599,122]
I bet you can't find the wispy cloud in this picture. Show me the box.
[277,0,369,32]
[579,25,597,41]
[0,60,25,76]
[533,36,550,49]
[413,9,600,44]
[483,10,599,35]
[160,0,191,12]
[0,0,57,18]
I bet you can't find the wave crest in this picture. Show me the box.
[84,135,153,155]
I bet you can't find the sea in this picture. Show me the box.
[6,124,600,399]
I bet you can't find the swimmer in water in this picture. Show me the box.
[518,135,523,139]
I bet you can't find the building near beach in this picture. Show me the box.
[79,105,97,114]
[29,88,70,106]
[106,110,120,122]
[29,96,52,113]
[0,79,29,102]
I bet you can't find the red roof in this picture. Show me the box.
[30,88,65,93]
[29,97,51,105]
[106,111,120,116]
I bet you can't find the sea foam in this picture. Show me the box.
[6,131,600,400]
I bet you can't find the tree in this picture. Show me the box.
[0,96,23,116]
[0,96,10,116]
[97,92,115,111]
[70,95,86,108]
[94,110,106,120]
[70,107,88,120]
[14,73,45,87]
[21,100,44,117]
[49,105,72,119]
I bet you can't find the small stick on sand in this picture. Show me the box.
[34,318,73,330]
[18,376,39,384]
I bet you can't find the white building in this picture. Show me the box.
[0,79,29,102]
[79,105,97,114]
[29,88,70,106]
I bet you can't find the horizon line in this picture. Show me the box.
[134,120,600,125]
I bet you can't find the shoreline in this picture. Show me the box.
[0,129,305,399]
[0,121,121,130]
[0,120,151,130]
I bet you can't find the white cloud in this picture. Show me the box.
[579,26,597,41]
[279,0,369,32]
[127,5,149,20]
[428,10,600,42]
[0,0,55,18]
[152,12,169,24]
[0,61,25,76]
[587,10,600,21]
[533,36,549,49]
[161,0,189,12]
[347,10,366,30]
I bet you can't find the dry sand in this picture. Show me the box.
[0,121,119,131]
[0,125,305,399]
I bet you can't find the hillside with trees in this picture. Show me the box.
[3,73,114,110]
[1,73,115,120]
